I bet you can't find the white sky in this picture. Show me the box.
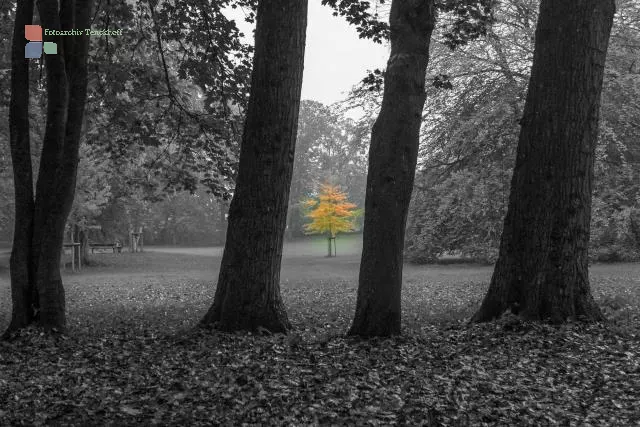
[225,0,389,106]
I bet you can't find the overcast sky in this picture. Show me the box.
[226,0,389,106]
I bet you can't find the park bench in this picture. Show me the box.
[89,242,122,254]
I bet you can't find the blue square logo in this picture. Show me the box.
[25,41,42,58]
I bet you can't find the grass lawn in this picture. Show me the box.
[0,238,639,425]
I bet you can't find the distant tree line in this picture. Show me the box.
[400,0,640,264]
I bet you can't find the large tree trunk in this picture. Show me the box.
[34,0,92,331]
[6,0,37,335]
[471,0,616,323]
[5,0,93,335]
[200,0,308,333]
[348,0,436,337]
[30,0,70,329]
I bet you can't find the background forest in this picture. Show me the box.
[1,0,637,261]
[0,0,369,249]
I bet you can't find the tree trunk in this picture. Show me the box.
[285,207,293,240]
[5,0,93,335]
[200,0,308,333]
[6,0,37,335]
[348,0,436,337]
[30,0,71,329]
[217,200,228,244]
[471,0,616,323]
[79,228,90,264]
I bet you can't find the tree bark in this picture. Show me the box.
[30,0,70,328]
[6,0,37,335]
[200,0,308,333]
[471,0,616,323]
[79,228,90,264]
[348,0,436,337]
[5,0,93,335]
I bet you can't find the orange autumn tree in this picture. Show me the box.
[303,183,360,257]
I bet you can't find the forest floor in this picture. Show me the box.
[0,241,639,426]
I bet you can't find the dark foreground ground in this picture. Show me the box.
[0,240,639,425]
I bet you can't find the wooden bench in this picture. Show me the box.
[89,242,122,254]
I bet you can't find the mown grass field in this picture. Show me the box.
[0,237,639,425]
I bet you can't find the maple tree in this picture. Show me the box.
[303,183,360,257]
[287,100,368,239]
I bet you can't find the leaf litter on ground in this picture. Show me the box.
[0,253,639,425]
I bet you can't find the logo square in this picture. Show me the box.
[25,42,42,58]
[43,42,57,54]
[25,25,42,41]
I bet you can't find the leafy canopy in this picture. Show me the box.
[303,184,360,238]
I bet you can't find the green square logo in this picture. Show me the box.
[43,42,57,54]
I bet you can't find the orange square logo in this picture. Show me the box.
[25,25,42,41]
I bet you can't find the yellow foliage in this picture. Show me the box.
[303,183,359,238]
